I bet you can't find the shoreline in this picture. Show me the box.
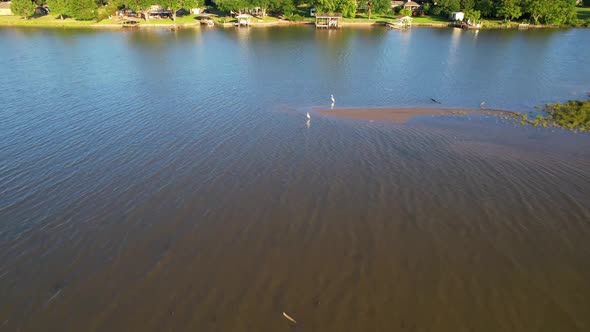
[0,16,575,30]
[316,107,512,123]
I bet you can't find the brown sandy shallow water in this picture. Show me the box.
[316,107,511,123]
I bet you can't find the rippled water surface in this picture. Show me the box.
[1,26,589,331]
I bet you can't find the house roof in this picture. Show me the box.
[403,1,421,7]
[0,2,11,9]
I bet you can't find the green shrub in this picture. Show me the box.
[543,100,590,131]
[399,8,412,16]
[11,0,36,18]
[286,14,305,21]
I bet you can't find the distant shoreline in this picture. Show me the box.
[0,16,571,30]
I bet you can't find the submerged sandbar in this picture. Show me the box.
[317,107,508,123]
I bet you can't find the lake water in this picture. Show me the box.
[0,26,589,331]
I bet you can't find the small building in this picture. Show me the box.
[403,1,421,10]
[450,11,465,21]
[116,8,137,17]
[315,13,341,29]
[0,2,13,16]
[235,14,252,27]
[148,5,172,19]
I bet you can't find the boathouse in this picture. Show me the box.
[388,15,412,29]
[236,14,252,27]
[315,13,341,29]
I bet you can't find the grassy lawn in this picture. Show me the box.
[343,13,396,23]
[0,14,203,27]
[411,15,450,24]
[0,15,95,27]
[251,15,280,23]
[136,15,199,25]
[576,7,590,20]
[98,15,200,25]
[480,19,516,27]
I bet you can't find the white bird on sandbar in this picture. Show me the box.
[331,94,335,104]
[306,112,311,120]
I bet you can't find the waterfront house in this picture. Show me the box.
[391,1,404,9]
[403,1,421,10]
[116,8,137,17]
[148,5,172,19]
[400,1,422,15]
[0,2,12,16]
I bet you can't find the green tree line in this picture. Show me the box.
[431,0,578,25]
[9,0,583,24]
[9,0,380,19]
[9,0,206,20]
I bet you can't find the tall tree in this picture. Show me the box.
[464,8,480,22]
[269,0,295,16]
[542,0,576,25]
[11,0,36,18]
[524,0,548,23]
[312,0,336,13]
[335,0,357,17]
[436,0,461,15]
[460,0,475,11]
[161,0,202,20]
[213,0,249,13]
[359,0,390,19]
[475,0,494,17]
[124,0,152,21]
[496,0,522,21]
[47,0,70,20]
[251,0,270,16]
[69,0,97,20]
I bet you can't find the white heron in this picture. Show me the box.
[306,112,311,120]
[331,94,335,104]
